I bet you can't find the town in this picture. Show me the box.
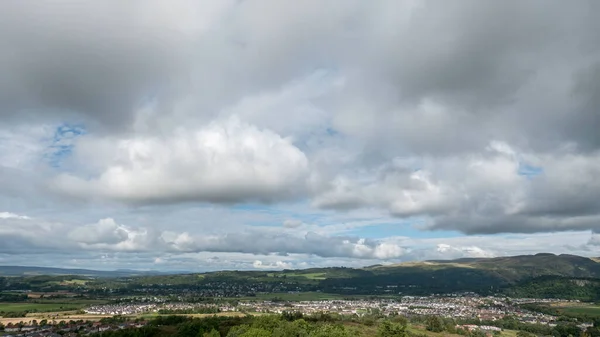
[83,295,569,323]
[0,294,593,337]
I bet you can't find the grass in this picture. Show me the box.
[286,272,327,280]
[560,305,600,316]
[0,303,81,313]
[408,325,462,337]
[0,298,106,313]
[265,272,327,280]
[58,279,88,285]
[545,303,600,317]
[31,298,107,305]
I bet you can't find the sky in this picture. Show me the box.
[0,0,600,272]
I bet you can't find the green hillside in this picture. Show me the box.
[3,254,600,300]
[113,253,600,298]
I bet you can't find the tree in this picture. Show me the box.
[378,320,408,337]
[251,315,282,331]
[227,325,251,337]
[204,329,221,337]
[273,319,309,337]
[240,328,271,337]
[308,324,349,337]
[425,316,445,333]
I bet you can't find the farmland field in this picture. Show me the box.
[544,303,600,318]
[0,302,82,313]
[559,305,600,316]
[284,272,327,280]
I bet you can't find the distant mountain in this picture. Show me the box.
[372,253,600,282]
[188,253,600,298]
[3,254,600,299]
[0,265,177,277]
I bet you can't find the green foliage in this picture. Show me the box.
[250,315,283,331]
[97,326,160,337]
[0,310,27,317]
[507,276,600,301]
[227,325,251,337]
[272,319,310,337]
[378,320,408,337]
[239,327,271,337]
[516,331,536,337]
[307,324,349,337]
[204,329,220,337]
[424,316,445,332]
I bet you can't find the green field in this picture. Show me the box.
[0,302,81,313]
[560,305,600,316]
[0,298,106,313]
[29,298,107,305]
[284,272,327,280]
[54,279,88,285]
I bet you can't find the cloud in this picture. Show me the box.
[52,117,309,204]
[68,218,131,245]
[315,141,600,234]
[253,260,292,269]
[283,219,304,229]
[0,212,405,260]
[0,0,235,131]
[169,230,406,260]
[2,211,600,271]
[0,212,30,220]
[588,232,600,247]
[1,1,600,268]
[435,244,495,259]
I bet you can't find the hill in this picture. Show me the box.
[188,253,600,298]
[3,254,600,299]
[374,253,600,282]
[0,265,174,277]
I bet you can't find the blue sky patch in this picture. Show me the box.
[45,123,86,168]
[518,162,543,178]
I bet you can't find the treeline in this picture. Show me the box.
[0,292,28,302]
[504,276,600,301]
[93,313,416,337]
[319,267,507,295]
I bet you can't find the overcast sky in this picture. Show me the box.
[1,0,600,272]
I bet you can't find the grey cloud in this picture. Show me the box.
[1,0,600,253]
[1,0,598,149]
[0,0,199,131]
[588,233,600,246]
[282,219,303,228]
[317,144,600,234]
[330,0,600,154]
[68,218,130,245]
